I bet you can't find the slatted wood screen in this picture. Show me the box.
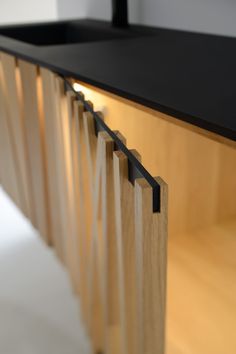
[0,53,168,354]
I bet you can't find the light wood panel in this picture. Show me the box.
[0,53,31,215]
[18,59,50,243]
[99,130,121,354]
[167,218,236,354]
[54,83,80,291]
[39,68,65,260]
[0,56,20,204]
[71,79,236,354]
[135,177,168,354]
[72,80,236,235]
[83,111,105,352]
[73,104,94,330]
[113,149,140,354]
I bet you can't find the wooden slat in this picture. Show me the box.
[73,101,91,328]
[99,130,126,354]
[66,90,81,293]
[113,149,141,354]
[0,59,20,203]
[54,83,80,291]
[83,111,105,352]
[40,68,65,261]
[18,59,50,243]
[53,76,70,261]
[0,53,31,215]
[135,177,168,354]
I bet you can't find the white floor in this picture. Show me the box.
[0,187,91,354]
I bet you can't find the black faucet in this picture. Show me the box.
[112,0,129,28]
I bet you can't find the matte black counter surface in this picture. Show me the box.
[1,19,236,141]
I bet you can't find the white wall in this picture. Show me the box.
[57,0,87,20]
[57,0,236,37]
[139,0,236,37]
[57,0,141,24]
[0,0,57,25]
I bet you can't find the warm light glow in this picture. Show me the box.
[73,82,84,92]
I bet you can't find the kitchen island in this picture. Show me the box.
[0,18,236,354]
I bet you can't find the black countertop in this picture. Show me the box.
[0,19,236,141]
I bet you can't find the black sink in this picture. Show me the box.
[0,19,137,46]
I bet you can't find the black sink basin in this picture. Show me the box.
[0,19,137,46]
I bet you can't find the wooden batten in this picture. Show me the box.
[64,89,81,294]
[0,53,31,216]
[18,59,51,243]
[135,177,168,354]
[83,110,106,352]
[72,103,94,331]
[0,53,24,209]
[99,130,126,354]
[39,68,65,261]
[113,149,141,354]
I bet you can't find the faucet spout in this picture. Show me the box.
[112,0,129,28]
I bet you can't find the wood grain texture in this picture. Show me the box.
[99,130,126,354]
[0,53,30,215]
[135,177,168,354]
[167,218,236,354]
[0,56,20,204]
[83,111,106,353]
[54,83,80,291]
[73,80,236,235]
[113,149,141,354]
[40,68,65,261]
[18,59,50,243]
[65,90,81,293]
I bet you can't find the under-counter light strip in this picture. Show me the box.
[61,75,161,213]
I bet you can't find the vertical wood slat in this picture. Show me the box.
[82,113,127,354]
[73,104,93,329]
[83,111,105,353]
[113,149,141,354]
[18,59,50,243]
[55,82,80,292]
[99,130,126,354]
[91,135,106,353]
[135,177,168,354]
[40,68,65,261]
[0,55,169,354]
[54,76,70,262]
[0,55,20,204]
[0,53,31,215]
[66,90,81,294]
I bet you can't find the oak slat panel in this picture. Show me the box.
[73,101,91,328]
[18,59,50,242]
[66,90,81,293]
[99,130,125,354]
[135,177,168,354]
[54,84,80,291]
[40,68,65,261]
[53,76,71,263]
[113,149,141,354]
[73,100,88,319]
[83,111,105,352]
[0,55,20,205]
[0,53,30,215]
